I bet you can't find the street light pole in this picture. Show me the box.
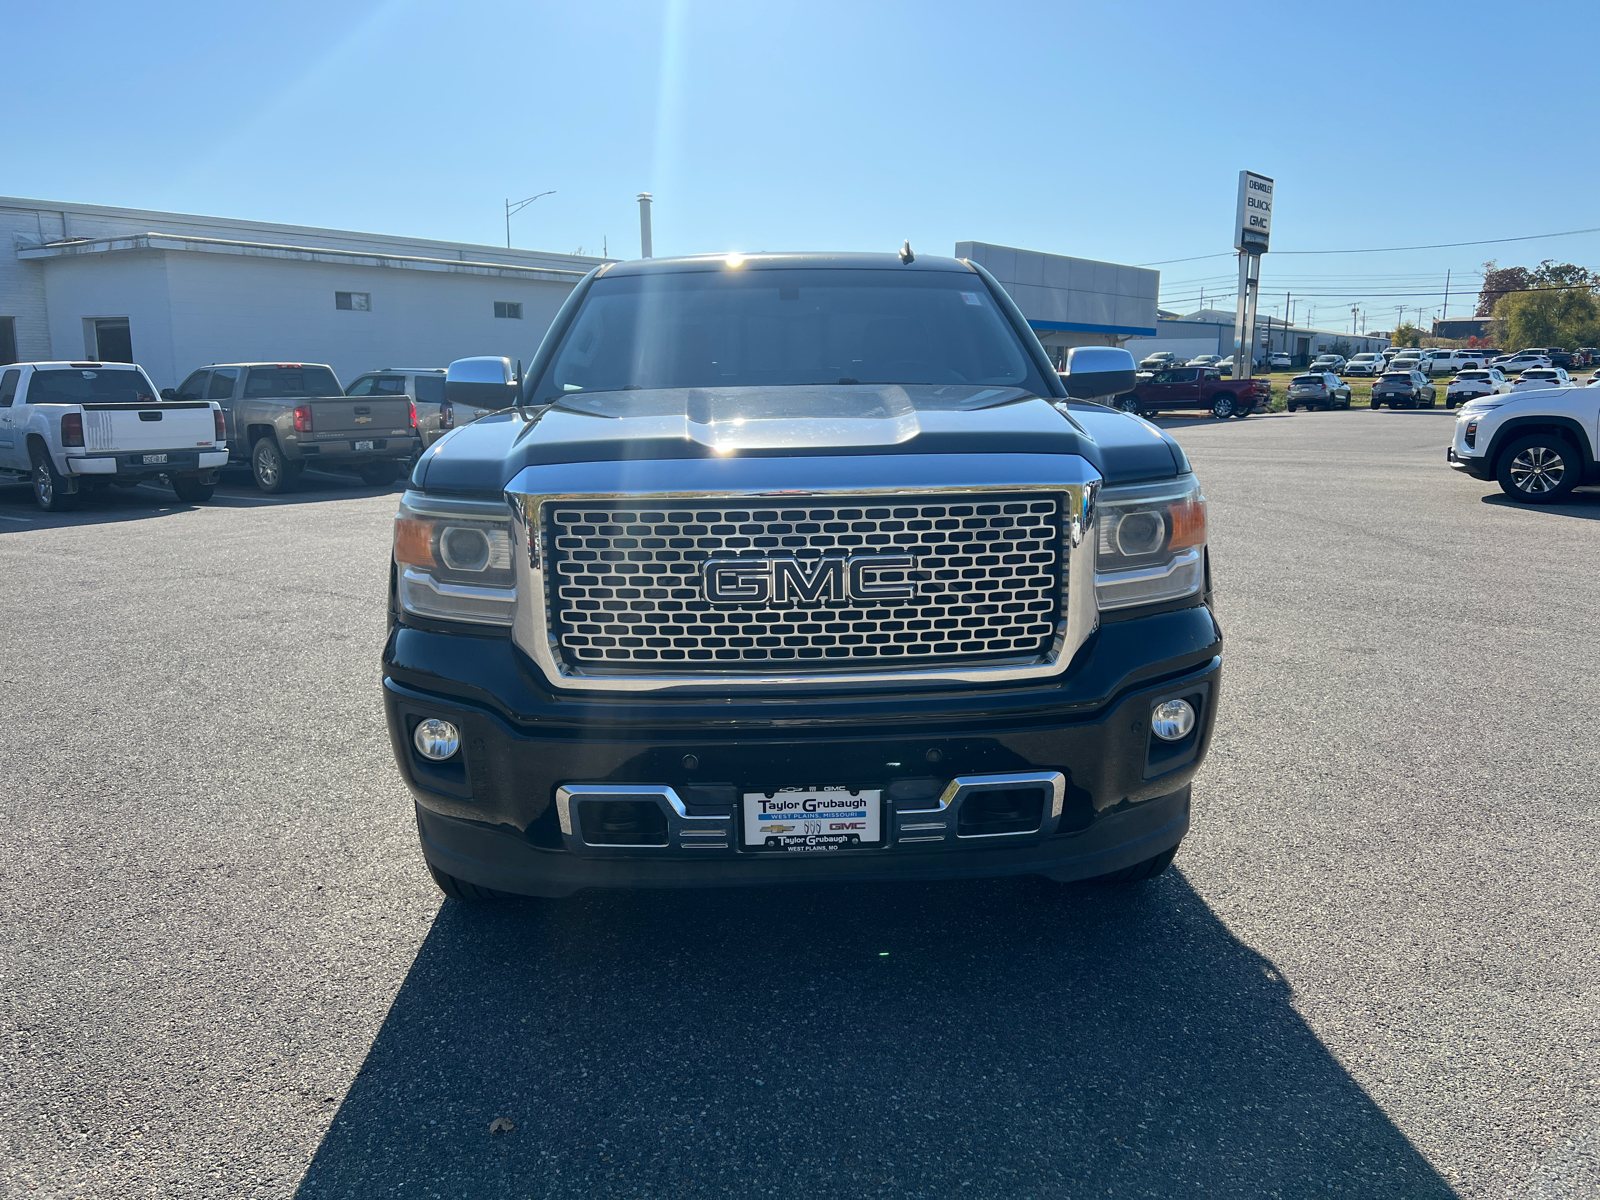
[505,190,556,248]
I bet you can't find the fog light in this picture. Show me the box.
[413,718,460,761]
[1150,699,1195,742]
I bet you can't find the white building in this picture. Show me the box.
[956,242,1159,366]
[1126,307,1390,367]
[0,196,604,388]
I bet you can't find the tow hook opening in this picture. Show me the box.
[581,800,669,847]
[957,787,1045,838]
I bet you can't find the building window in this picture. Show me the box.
[0,317,15,366]
[494,301,523,319]
[335,291,371,311]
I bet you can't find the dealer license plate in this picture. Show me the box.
[743,787,880,852]
[142,453,167,465]
[354,440,374,451]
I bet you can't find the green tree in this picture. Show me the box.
[1494,286,1600,351]
[1391,321,1423,347]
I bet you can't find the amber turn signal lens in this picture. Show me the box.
[393,515,436,567]
[1168,498,1207,550]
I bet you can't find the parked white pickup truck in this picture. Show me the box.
[0,362,227,511]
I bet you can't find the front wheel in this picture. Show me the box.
[251,438,301,494]
[1091,845,1179,886]
[1210,394,1236,419]
[1115,395,1143,416]
[30,448,76,512]
[357,460,402,487]
[171,475,215,503]
[1497,434,1579,504]
[428,863,515,902]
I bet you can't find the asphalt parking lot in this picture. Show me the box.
[2,413,1598,1199]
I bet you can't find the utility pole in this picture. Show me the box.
[1441,269,1451,332]
[505,191,556,248]
[1351,305,1359,334]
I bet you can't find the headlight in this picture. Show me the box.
[1459,401,1502,414]
[393,494,516,625]
[1095,477,1207,611]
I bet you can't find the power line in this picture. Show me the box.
[1139,224,1600,267]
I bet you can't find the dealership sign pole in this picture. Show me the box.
[1231,171,1273,380]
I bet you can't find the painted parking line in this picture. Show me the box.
[0,513,34,522]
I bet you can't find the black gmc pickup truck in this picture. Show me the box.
[383,252,1221,900]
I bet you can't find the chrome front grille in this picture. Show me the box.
[545,494,1064,670]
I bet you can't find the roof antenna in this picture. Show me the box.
[899,239,914,265]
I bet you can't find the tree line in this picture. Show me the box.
[1476,260,1599,350]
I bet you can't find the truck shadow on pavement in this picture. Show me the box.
[0,470,404,529]
[296,872,1454,1198]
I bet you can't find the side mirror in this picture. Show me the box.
[1062,346,1138,401]
[445,356,520,410]
[160,388,177,400]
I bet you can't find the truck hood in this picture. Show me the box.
[413,384,1188,495]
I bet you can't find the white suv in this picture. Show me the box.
[1449,381,1598,503]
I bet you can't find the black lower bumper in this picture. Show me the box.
[1447,445,1492,479]
[382,608,1222,898]
[415,785,1191,897]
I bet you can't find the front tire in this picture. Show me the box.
[29,447,76,512]
[251,438,301,494]
[357,460,402,487]
[1092,845,1179,886]
[428,864,514,902]
[1115,395,1143,416]
[1211,394,1236,419]
[1497,434,1579,504]
[171,476,215,503]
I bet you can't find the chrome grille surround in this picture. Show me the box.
[548,495,1061,668]
[503,454,1101,693]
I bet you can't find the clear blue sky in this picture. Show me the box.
[8,0,1599,329]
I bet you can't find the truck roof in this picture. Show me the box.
[599,251,978,277]
[6,361,146,370]
[198,362,337,369]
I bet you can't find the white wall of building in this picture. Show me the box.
[159,250,573,388]
[2,195,604,386]
[40,250,177,379]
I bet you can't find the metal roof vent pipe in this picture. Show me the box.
[637,193,653,259]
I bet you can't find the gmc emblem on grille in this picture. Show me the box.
[702,555,917,605]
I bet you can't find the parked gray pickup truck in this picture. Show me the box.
[172,363,419,492]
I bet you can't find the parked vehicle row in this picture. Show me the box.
[0,362,226,511]
[0,352,530,508]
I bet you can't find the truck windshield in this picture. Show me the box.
[27,368,157,404]
[244,367,341,397]
[529,267,1051,402]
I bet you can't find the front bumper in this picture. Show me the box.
[382,605,1222,897]
[1447,443,1493,479]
